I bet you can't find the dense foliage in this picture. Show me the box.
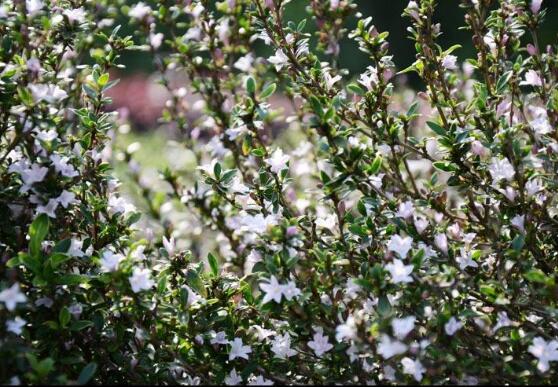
[1,0,558,384]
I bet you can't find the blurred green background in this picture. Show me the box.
[121,0,558,82]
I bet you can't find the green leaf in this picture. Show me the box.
[347,83,365,96]
[70,320,94,331]
[29,214,49,258]
[48,253,72,269]
[98,73,109,87]
[378,295,392,317]
[208,252,219,277]
[524,268,547,283]
[59,307,71,328]
[260,83,276,99]
[427,121,446,136]
[78,362,97,385]
[369,155,383,175]
[433,161,459,172]
[213,162,222,179]
[245,76,256,94]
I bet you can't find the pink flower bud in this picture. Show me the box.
[531,0,543,14]
[471,140,487,157]
[527,43,538,56]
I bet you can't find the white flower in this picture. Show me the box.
[29,84,68,103]
[183,285,202,307]
[210,330,230,345]
[68,303,83,317]
[282,280,301,301]
[129,267,154,293]
[456,248,478,271]
[108,195,136,215]
[377,334,408,359]
[434,233,448,254]
[63,7,86,24]
[26,0,44,15]
[268,49,289,71]
[525,179,543,197]
[392,316,416,340]
[260,276,284,304]
[401,357,426,382]
[385,259,414,284]
[471,140,488,157]
[358,66,379,91]
[370,173,384,189]
[271,333,297,359]
[528,337,558,372]
[441,54,457,70]
[0,283,27,311]
[248,375,273,385]
[316,213,337,230]
[100,251,124,272]
[488,157,515,182]
[511,214,525,233]
[492,311,512,333]
[56,190,76,208]
[224,369,242,385]
[323,71,342,90]
[414,216,428,234]
[396,201,414,219]
[6,317,27,335]
[50,154,78,178]
[234,54,254,72]
[444,317,463,336]
[265,148,290,173]
[36,199,59,218]
[149,32,164,49]
[228,337,252,360]
[335,315,357,342]
[20,163,48,189]
[387,235,413,259]
[129,2,151,19]
[68,239,85,257]
[162,235,176,256]
[520,69,542,87]
[307,328,333,357]
[187,2,205,18]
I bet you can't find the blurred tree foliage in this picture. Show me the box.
[120,0,558,89]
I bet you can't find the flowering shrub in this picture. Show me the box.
[1,0,558,384]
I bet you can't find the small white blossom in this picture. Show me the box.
[224,369,242,385]
[0,283,27,311]
[488,157,515,182]
[528,337,558,372]
[6,317,27,335]
[336,315,357,342]
[100,251,124,272]
[377,334,408,359]
[392,316,416,340]
[385,259,414,284]
[441,54,458,70]
[129,2,151,19]
[271,333,297,359]
[520,69,542,87]
[229,337,252,360]
[445,317,463,336]
[268,49,289,71]
[387,235,413,259]
[401,357,426,382]
[129,267,154,293]
[307,328,333,357]
[265,148,290,173]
